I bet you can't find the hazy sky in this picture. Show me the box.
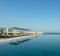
[0,0,60,32]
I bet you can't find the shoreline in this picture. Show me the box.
[0,35,34,44]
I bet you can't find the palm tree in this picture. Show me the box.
[10,27,31,36]
[0,29,4,34]
[10,27,18,36]
[8,29,12,33]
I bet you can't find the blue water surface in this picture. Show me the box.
[0,34,60,56]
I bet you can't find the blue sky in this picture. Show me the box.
[0,0,60,32]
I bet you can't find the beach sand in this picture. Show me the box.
[0,35,33,44]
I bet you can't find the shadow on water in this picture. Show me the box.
[17,39,31,43]
[9,42,20,46]
[9,39,31,46]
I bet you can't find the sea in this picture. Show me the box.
[0,34,60,56]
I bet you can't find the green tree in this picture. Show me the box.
[8,29,12,33]
[0,29,4,34]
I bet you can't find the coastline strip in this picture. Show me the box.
[0,35,34,44]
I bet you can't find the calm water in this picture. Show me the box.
[0,34,60,56]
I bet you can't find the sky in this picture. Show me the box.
[0,0,60,32]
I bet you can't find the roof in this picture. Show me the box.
[0,27,31,31]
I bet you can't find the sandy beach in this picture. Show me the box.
[0,35,34,44]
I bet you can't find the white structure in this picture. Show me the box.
[6,28,9,35]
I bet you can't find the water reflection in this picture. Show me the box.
[34,35,38,40]
[9,39,31,46]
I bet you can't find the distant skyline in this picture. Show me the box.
[0,0,60,32]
